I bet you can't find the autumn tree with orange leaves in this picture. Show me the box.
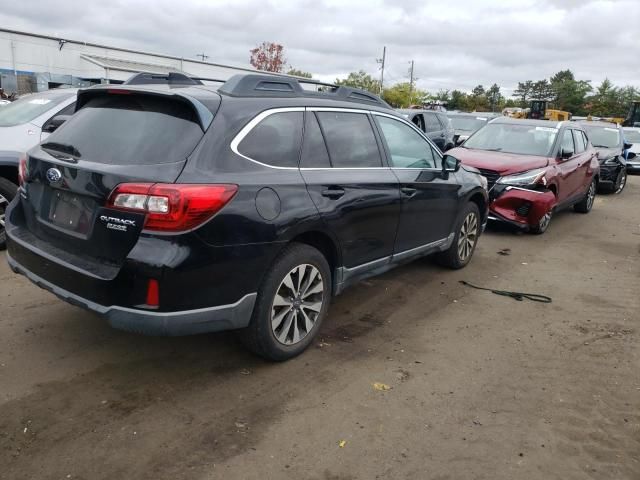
[250,42,286,73]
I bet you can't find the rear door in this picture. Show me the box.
[300,109,400,269]
[373,113,460,254]
[17,90,210,271]
[424,112,446,150]
[571,129,593,194]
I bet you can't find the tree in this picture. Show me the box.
[382,82,427,108]
[287,68,312,79]
[512,80,534,106]
[530,80,554,101]
[549,69,591,115]
[469,85,488,111]
[486,83,503,112]
[448,90,468,111]
[250,42,286,73]
[335,70,380,94]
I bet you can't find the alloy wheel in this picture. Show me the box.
[615,170,627,193]
[271,264,324,345]
[0,193,7,230]
[538,211,552,231]
[457,212,478,262]
[587,181,596,210]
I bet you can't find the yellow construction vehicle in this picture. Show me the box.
[527,100,572,121]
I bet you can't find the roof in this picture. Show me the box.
[577,120,621,129]
[81,55,190,75]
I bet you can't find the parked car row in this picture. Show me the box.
[1,74,636,361]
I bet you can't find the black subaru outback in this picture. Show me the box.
[6,74,488,360]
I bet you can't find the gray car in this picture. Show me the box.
[0,88,77,249]
[397,109,455,151]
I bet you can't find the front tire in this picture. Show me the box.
[238,243,332,361]
[613,167,627,194]
[0,177,18,250]
[436,202,480,269]
[530,209,553,235]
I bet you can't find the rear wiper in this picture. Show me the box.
[41,142,81,160]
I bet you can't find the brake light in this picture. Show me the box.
[106,89,132,95]
[18,154,28,186]
[107,183,238,232]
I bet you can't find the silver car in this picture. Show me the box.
[623,127,640,173]
[0,88,77,249]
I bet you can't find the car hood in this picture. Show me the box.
[629,143,640,154]
[448,147,550,175]
[593,146,620,161]
[0,123,41,153]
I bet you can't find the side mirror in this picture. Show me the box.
[560,148,574,159]
[623,141,633,151]
[442,154,461,173]
[42,114,71,133]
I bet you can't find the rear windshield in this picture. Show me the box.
[463,123,558,156]
[0,91,74,127]
[45,93,203,165]
[449,116,487,132]
[584,126,620,149]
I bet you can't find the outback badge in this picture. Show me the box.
[100,215,136,232]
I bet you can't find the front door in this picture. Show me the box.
[555,128,582,201]
[373,114,460,255]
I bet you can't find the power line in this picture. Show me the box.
[195,53,209,62]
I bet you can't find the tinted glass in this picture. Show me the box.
[47,93,203,165]
[623,130,640,143]
[424,113,441,132]
[411,114,425,132]
[572,130,585,153]
[377,116,437,168]
[300,112,330,168]
[583,126,620,148]
[316,112,382,167]
[464,123,558,156]
[239,111,303,167]
[560,129,574,154]
[0,91,74,127]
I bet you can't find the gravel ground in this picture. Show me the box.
[1,176,639,480]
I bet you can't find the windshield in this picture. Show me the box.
[463,123,557,156]
[0,91,74,127]
[623,130,640,143]
[47,93,204,165]
[584,126,620,148]
[449,116,487,132]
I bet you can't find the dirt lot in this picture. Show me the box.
[1,177,639,480]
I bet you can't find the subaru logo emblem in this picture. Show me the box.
[46,167,62,184]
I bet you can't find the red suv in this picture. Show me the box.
[448,117,599,234]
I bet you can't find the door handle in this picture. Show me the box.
[440,133,445,137]
[400,187,417,198]
[321,187,345,199]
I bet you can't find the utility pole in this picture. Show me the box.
[408,60,415,104]
[196,53,209,62]
[377,46,386,95]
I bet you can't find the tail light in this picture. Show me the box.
[18,154,28,186]
[107,183,238,232]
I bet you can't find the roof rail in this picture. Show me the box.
[124,72,204,86]
[218,73,391,108]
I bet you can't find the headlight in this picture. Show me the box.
[497,168,547,186]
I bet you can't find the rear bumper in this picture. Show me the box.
[7,253,256,335]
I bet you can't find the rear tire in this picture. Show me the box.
[436,202,480,269]
[238,243,332,361]
[0,177,18,250]
[573,179,596,213]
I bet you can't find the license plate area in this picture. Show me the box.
[47,190,96,236]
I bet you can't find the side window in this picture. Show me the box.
[376,116,437,169]
[238,111,303,167]
[316,112,382,168]
[300,112,331,168]
[572,130,585,153]
[424,113,442,132]
[411,114,426,132]
[560,129,574,155]
[580,131,589,149]
[436,113,449,129]
[57,102,77,117]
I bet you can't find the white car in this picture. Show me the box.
[0,99,11,107]
[0,88,77,249]
[623,127,640,173]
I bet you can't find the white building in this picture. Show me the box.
[0,28,276,94]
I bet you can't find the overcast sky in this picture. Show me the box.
[2,0,639,94]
